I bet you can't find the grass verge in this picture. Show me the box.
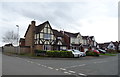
[100,53,117,56]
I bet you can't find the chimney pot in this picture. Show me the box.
[31,21,36,25]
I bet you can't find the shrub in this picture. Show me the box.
[46,51,73,58]
[86,51,99,56]
[34,50,47,56]
[106,49,118,54]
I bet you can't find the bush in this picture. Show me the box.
[107,49,118,54]
[86,51,99,56]
[34,50,47,56]
[46,51,73,58]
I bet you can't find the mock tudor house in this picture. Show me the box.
[60,31,84,51]
[81,36,97,52]
[20,21,98,53]
[20,21,68,53]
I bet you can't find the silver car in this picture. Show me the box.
[67,49,82,58]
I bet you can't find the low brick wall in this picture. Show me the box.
[20,46,30,54]
[2,46,30,54]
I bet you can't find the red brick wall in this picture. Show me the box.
[25,21,35,47]
[63,34,70,49]
[35,45,43,50]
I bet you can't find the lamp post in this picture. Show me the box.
[16,25,19,54]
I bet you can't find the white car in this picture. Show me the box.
[67,49,82,58]
[79,51,86,57]
[98,49,106,54]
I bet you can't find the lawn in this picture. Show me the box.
[100,53,117,56]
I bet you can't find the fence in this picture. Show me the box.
[2,46,30,54]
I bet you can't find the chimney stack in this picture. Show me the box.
[31,21,36,25]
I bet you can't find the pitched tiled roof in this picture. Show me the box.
[35,21,52,33]
[89,36,94,40]
[19,38,25,41]
[82,36,89,39]
[52,29,63,37]
[112,41,119,47]
[24,24,31,37]
[98,41,119,49]
[64,31,79,37]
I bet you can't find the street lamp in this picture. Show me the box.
[16,25,19,46]
[16,25,19,54]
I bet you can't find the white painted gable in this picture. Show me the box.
[107,42,115,50]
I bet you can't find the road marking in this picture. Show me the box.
[41,65,45,67]
[69,70,76,73]
[64,72,69,74]
[64,64,86,69]
[43,65,47,67]
[30,61,34,63]
[55,69,59,71]
[37,64,41,65]
[79,64,86,66]
[60,68,66,71]
[48,67,53,69]
[78,73,86,76]
[27,61,30,62]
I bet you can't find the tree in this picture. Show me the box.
[2,30,19,45]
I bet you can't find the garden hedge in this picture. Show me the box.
[86,51,99,56]
[34,50,47,56]
[46,50,73,58]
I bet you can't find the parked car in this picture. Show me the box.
[93,50,100,54]
[98,49,106,54]
[67,49,82,58]
[79,51,86,57]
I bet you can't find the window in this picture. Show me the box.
[40,33,43,38]
[37,34,39,39]
[44,34,51,39]
[57,37,62,40]
[48,29,51,33]
[51,35,54,40]
[110,46,113,48]
[44,28,47,33]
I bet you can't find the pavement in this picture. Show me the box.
[2,53,119,76]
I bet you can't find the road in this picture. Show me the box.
[2,53,118,76]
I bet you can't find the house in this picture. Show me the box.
[98,41,120,51]
[21,20,98,54]
[24,21,67,53]
[60,31,84,51]
[4,43,13,47]
[81,36,97,51]
[19,38,25,46]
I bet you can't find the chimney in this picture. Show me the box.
[31,21,36,25]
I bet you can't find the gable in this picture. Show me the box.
[39,23,53,34]
[107,42,115,49]
[57,40,62,45]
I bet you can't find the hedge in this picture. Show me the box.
[46,50,73,58]
[106,49,118,54]
[34,50,47,56]
[86,51,99,56]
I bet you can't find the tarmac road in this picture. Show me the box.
[2,53,119,76]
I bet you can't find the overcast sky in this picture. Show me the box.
[0,0,119,46]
